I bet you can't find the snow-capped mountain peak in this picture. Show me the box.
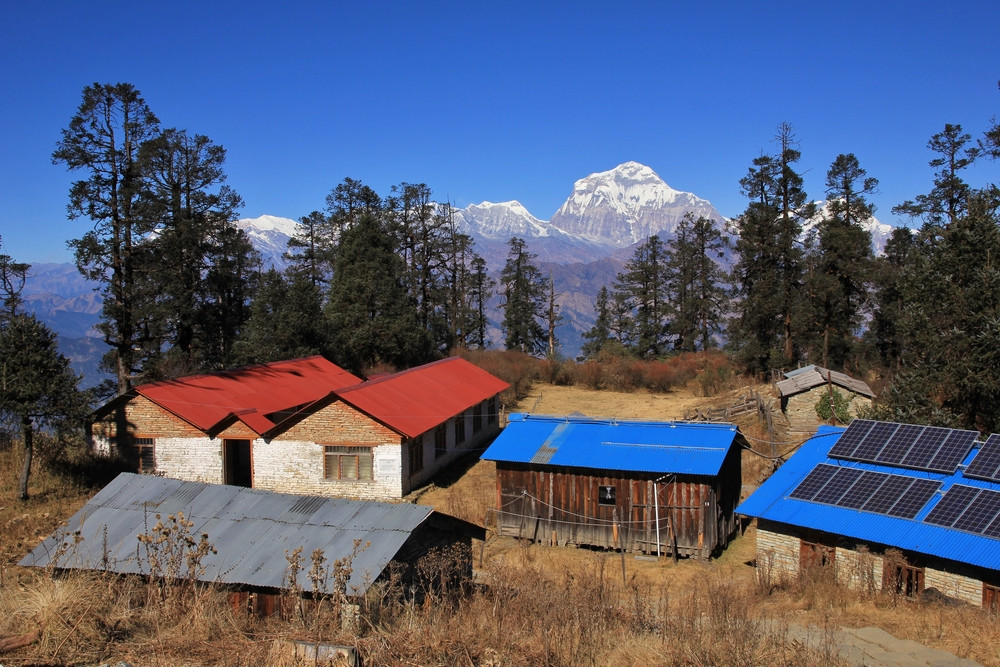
[548,162,726,247]
[454,200,550,239]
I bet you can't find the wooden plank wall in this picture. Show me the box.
[494,462,738,558]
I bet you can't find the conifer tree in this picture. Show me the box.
[53,83,161,392]
[801,154,876,369]
[325,214,431,373]
[0,241,87,500]
[613,235,672,357]
[500,237,547,355]
[581,285,612,359]
[728,125,808,373]
[668,213,731,351]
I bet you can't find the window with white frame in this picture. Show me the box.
[324,446,373,481]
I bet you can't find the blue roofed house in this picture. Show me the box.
[481,414,747,558]
[738,419,1000,609]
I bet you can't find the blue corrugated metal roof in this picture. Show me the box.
[737,425,1000,571]
[19,473,482,596]
[481,414,744,476]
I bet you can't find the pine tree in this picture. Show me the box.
[53,83,161,393]
[581,285,612,358]
[613,235,672,357]
[728,126,808,373]
[139,129,246,377]
[801,154,876,369]
[325,214,431,373]
[500,237,547,355]
[668,213,731,351]
[285,210,335,288]
[232,269,327,365]
[0,242,86,500]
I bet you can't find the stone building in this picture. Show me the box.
[776,365,875,435]
[88,356,508,500]
[738,420,1000,610]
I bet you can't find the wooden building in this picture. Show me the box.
[481,414,746,558]
[87,356,508,500]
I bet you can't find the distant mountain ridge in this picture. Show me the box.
[24,161,896,383]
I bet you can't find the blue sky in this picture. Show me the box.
[2,1,998,263]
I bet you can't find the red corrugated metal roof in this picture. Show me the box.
[134,356,362,434]
[337,357,510,438]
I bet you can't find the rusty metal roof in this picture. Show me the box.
[128,356,362,435]
[776,365,875,399]
[337,357,510,438]
[19,473,483,595]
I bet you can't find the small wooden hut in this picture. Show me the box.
[481,414,746,558]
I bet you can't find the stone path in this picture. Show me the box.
[788,624,981,666]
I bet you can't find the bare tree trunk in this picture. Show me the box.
[18,416,33,501]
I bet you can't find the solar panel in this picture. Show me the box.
[899,426,949,470]
[789,464,840,501]
[878,424,924,466]
[828,419,874,459]
[886,478,941,519]
[828,419,978,474]
[965,434,1000,482]
[790,464,939,519]
[812,467,864,505]
[925,484,981,528]
[952,491,1000,534]
[837,470,889,509]
[926,429,978,473]
[861,475,914,514]
[853,422,899,461]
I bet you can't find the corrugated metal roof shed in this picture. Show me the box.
[776,365,875,399]
[737,425,1000,571]
[337,357,510,438]
[120,356,362,435]
[481,414,745,476]
[20,473,483,596]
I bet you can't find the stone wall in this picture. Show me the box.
[756,521,800,584]
[756,520,988,607]
[783,387,872,434]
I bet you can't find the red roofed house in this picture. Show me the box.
[88,356,509,500]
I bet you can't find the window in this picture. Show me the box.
[487,397,497,424]
[799,540,836,571]
[598,485,616,506]
[324,446,373,481]
[472,403,484,434]
[409,436,424,474]
[455,412,466,444]
[434,425,447,459]
[116,436,156,474]
[984,583,1000,613]
[883,559,924,598]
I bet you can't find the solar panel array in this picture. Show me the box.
[789,463,942,520]
[964,434,1000,483]
[924,484,1000,539]
[827,419,978,474]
